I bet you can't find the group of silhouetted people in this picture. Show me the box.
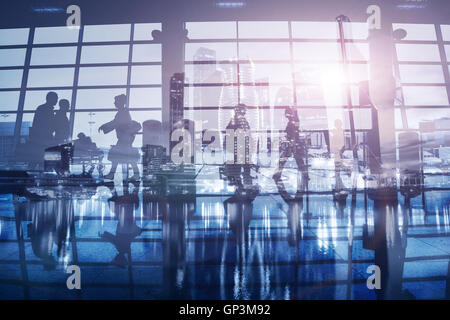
[27,92,71,168]
[27,92,141,180]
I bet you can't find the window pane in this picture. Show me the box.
[184,109,231,131]
[72,111,117,149]
[83,24,131,42]
[0,69,23,88]
[296,85,327,106]
[239,42,290,61]
[238,21,288,39]
[399,65,444,83]
[186,22,236,39]
[0,91,20,111]
[344,108,372,129]
[81,45,129,64]
[294,63,325,83]
[294,63,366,84]
[133,23,162,41]
[292,21,338,39]
[396,44,441,62]
[30,47,77,65]
[0,49,26,67]
[185,43,237,61]
[267,85,294,106]
[76,88,126,109]
[129,88,161,108]
[346,43,369,61]
[0,114,16,160]
[132,44,161,62]
[342,22,369,40]
[185,63,237,84]
[34,26,79,44]
[27,68,74,88]
[0,28,29,45]
[78,66,127,86]
[444,45,450,61]
[393,23,437,41]
[293,42,341,61]
[349,64,369,83]
[130,65,161,85]
[185,86,237,107]
[0,114,16,136]
[20,113,33,137]
[405,108,450,129]
[24,90,72,111]
[441,25,450,41]
[239,63,291,84]
[403,86,448,106]
[296,108,327,130]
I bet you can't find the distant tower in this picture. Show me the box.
[193,47,223,130]
[219,60,239,130]
[239,59,260,131]
[169,73,185,134]
[254,76,270,128]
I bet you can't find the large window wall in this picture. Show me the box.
[184,21,450,164]
[184,20,372,138]
[0,23,162,162]
[1,21,450,165]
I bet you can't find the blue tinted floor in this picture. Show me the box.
[0,172,449,300]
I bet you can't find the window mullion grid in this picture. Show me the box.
[126,24,135,108]
[435,24,450,107]
[69,26,84,138]
[12,27,35,153]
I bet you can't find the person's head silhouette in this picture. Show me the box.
[46,91,58,106]
[334,119,343,130]
[58,99,70,112]
[285,106,298,122]
[114,94,127,109]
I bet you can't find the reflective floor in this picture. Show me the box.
[0,166,450,300]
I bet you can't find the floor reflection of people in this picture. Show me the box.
[275,176,304,246]
[26,198,74,270]
[273,106,307,193]
[224,189,256,244]
[222,184,261,299]
[100,181,142,268]
[162,194,195,298]
[99,94,141,181]
[369,192,413,299]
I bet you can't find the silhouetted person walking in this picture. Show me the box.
[54,99,71,145]
[273,106,307,192]
[99,94,141,180]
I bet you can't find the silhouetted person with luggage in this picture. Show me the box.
[54,99,71,145]
[28,91,58,168]
[98,94,141,180]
